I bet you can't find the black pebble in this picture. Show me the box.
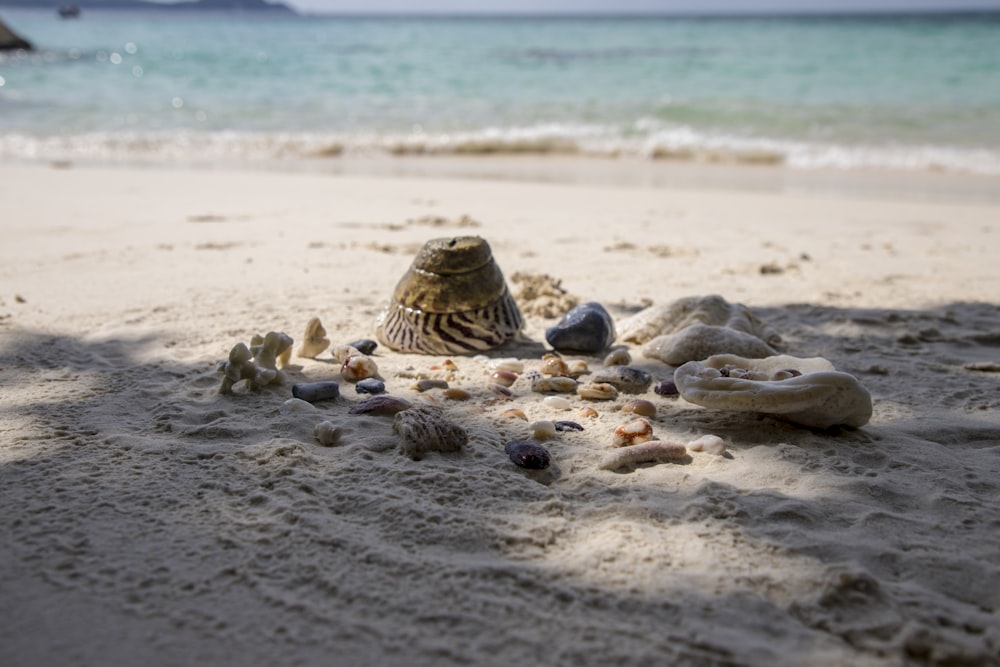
[355,378,387,395]
[347,338,378,355]
[554,420,584,432]
[505,440,551,470]
[654,380,679,396]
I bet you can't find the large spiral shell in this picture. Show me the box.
[374,236,523,355]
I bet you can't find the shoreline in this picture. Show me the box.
[5,154,1000,205]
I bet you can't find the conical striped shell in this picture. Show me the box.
[375,236,524,355]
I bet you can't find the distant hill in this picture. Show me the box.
[0,0,297,13]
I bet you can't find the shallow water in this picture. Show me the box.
[2,10,999,173]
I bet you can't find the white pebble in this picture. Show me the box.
[543,395,572,411]
[489,358,524,373]
[280,398,318,415]
[530,420,557,439]
[689,434,727,456]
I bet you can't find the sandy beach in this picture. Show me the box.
[1,159,998,666]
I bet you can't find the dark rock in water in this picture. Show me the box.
[355,378,386,395]
[347,338,378,355]
[0,18,33,51]
[505,440,551,470]
[554,420,584,432]
[545,301,616,354]
[591,365,652,394]
[349,395,412,416]
[291,381,340,403]
[654,379,679,396]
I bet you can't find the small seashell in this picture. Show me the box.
[279,398,319,415]
[567,360,589,378]
[719,365,768,381]
[543,395,572,411]
[505,440,551,469]
[313,420,343,446]
[487,383,514,399]
[490,370,518,387]
[531,376,578,393]
[355,378,387,395]
[541,353,571,377]
[654,380,679,396]
[489,358,524,373]
[621,399,656,417]
[598,440,687,471]
[298,317,331,359]
[332,344,362,364]
[545,301,616,353]
[374,236,523,355]
[440,359,459,371]
[349,395,412,416]
[346,338,378,356]
[501,408,527,420]
[603,348,631,367]
[771,368,803,381]
[291,381,341,403]
[577,406,599,419]
[577,382,619,400]
[612,417,654,447]
[443,387,471,401]
[393,405,468,460]
[341,354,379,382]
[689,434,726,455]
[554,420,584,432]
[413,378,449,392]
[530,420,557,439]
[591,365,652,394]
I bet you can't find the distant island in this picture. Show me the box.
[0,0,297,13]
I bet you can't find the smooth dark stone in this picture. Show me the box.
[554,420,584,432]
[355,378,386,395]
[654,380,679,396]
[544,301,616,354]
[291,381,340,403]
[346,338,378,355]
[505,440,551,470]
[591,365,652,394]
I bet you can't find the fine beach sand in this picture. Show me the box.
[1,160,999,666]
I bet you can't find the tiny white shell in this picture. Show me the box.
[689,434,726,455]
[543,395,573,411]
[313,420,343,446]
[342,354,379,382]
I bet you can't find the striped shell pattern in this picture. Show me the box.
[374,236,523,355]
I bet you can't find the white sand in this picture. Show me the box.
[1,161,998,666]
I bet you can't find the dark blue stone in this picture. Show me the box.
[505,440,551,470]
[545,301,616,354]
[355,378,386,395]
[291,381,340,403]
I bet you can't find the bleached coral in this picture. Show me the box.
[217,331,294,394]
[674,354,873,429]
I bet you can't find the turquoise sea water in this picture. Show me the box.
[1,10,999,173]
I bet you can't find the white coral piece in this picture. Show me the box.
[674,354,872,429]
[298,317,331,359]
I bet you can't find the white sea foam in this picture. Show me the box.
[2,124,999,176]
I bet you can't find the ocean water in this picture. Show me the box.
[1,10,999,174]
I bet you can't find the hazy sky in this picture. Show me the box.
[287,0,1000,13]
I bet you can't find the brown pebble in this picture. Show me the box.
[577,406,599,419]
[413,378,449,392]
[443,387,471,401]
[501,408,527,420]
[621,399,656,417]
[490,370,518,387]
